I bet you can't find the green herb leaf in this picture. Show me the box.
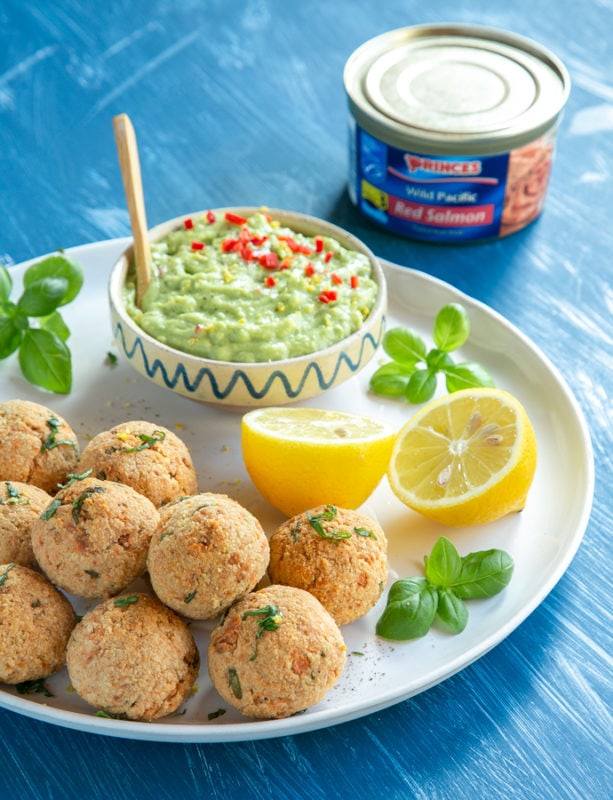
[425,536,462,586]
[23,254,84,306]
[444,361,495,393]
[405,369,437,404]
[369,362,413,397]
[0,315,22,358]
[436,587,469,633]
[382,327,427,366]
[16,277,69,318]
[39,310,70,342]
[0,264,13,303]
[18,328,72,394]
[433,303,470,352]
[425,348,454,372]
[242,604,283,660]
[0,562,17,587]
[375,577,438,640]
[306,504,352,541]
[114,595,139,607]
[228,668,242,699]
[16,678,54,697]
[40,498,62,520]
[451,549,514,599]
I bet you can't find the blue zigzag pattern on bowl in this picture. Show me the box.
[113,320,384,400]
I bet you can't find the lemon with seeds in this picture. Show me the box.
[241,407,396,517]
[388,387,537,527]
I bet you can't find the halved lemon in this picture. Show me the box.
[388,387,537,527]
[241,407,396,517]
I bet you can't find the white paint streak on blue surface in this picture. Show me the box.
[569,104,613,134]
[81,206,130,238]
[0,45,57,109]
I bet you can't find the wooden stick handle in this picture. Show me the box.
[113,113,152,308]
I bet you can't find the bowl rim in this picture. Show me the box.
[108,206,387,370]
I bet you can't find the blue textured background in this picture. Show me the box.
[1,1,611,798]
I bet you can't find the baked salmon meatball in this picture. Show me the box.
[66,592,200,721]
[0,399,79,493]
[268,504,388,626]
[0,563,76,684]
[147,493,269,620]
[0,480,52,567]
[77,420,197,507]
[208,584,346,719]
[31,476,159,599]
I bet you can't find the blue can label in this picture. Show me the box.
[349,123,554,242]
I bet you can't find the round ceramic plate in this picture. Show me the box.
[0,240,593,742]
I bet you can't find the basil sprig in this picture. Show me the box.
[370,303,494,404]
[0,253,84,394]
[376,537,513,640]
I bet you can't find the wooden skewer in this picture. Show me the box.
[113,113,152,308]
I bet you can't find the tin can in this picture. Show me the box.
[344,24,570,242]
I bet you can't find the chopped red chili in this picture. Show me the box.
[221,238,238,253]
[350,274,359,289]
[206,210,216,224]
[259,253,280,269]
[304,263,315,277]
[191,241,205,251]
[264,276,276,287]
[324,251,333,263]
[278,236,313,255]
[184,218,194,230]
[318,290,337,304]
[331,272,343,285]
[225,212,248,225]
[314,236,324,253]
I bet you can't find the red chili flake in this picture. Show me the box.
[280,258,292,270]
[350,274,359,289]
[324,251,333,263]
[191,241,205,251]
[184,218,194,230]
[225,212,248,225]
[206,210,216,224]
[304,263,315,277]
[331,272,343,285]
[259,253,279,269]
[318,290,337,304]
[194,324,203,333]
[221,238,238,253]
[264,276,276,287]
[314,236,324,253]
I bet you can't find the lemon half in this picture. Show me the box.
[241,407,396,517]
[388,387,537,527]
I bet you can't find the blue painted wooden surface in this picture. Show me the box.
[1,1,611,798]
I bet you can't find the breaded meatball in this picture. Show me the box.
[0,563,76,684]
[208,584,346,719]
[268,504,388,626]
[31,476,159,599]
[0,480,52,567]
[77,420,197,507]
[66,592,200,721]
[147,493,269,620]
[0,399,79,493]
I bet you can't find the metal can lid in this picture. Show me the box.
[344,24,570,154]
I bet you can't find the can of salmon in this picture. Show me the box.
[344,24,570,242]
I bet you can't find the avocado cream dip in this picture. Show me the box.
[123,210,379,363]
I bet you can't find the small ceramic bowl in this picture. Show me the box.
[108,208,386,408]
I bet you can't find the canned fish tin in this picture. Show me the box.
[344,24,570,242]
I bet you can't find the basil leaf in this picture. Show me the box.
[369,362,413,397]
[0,316,22,358]
[39,311,70,342]
[426,348,454,372]
[18,328,72,394]
[376,577,438,640]
[17,277,68,318]
[405,368,437,404]
[425,536,462,586]
[451,549,514,599]
[444,362,495,393]
[433,303,470,352]
[382,327,427,366]
[23,255,84,306]
[436,587,469,633]
[0,264,12,303]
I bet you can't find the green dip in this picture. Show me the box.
[123,211,379,363]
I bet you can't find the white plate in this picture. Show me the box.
[0,239,594,742]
